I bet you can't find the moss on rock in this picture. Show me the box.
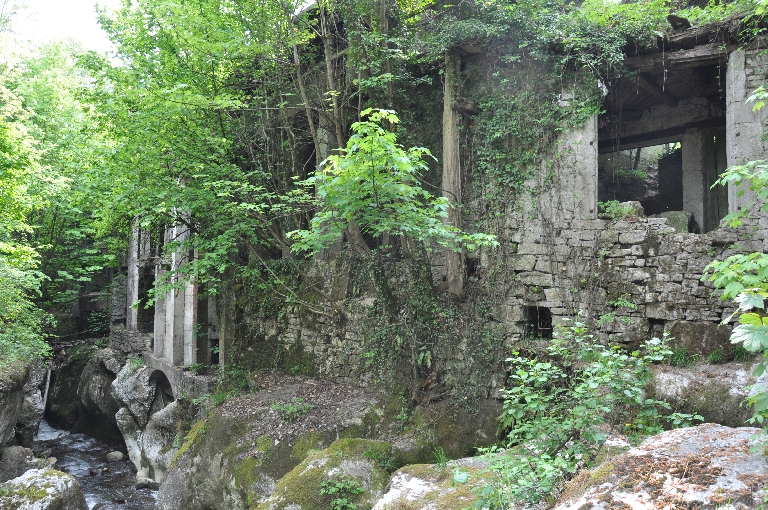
[256,438,392,510]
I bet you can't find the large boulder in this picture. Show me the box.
[111,364,155,429]
[0,364,29,446]
[647,362,758,427]
[14,364,46,448]
[666,320,732,358]
[0,447,42,483]
[46,345,95,430]
[71,349,122,441]
[372,457,487,510]
[554,423,768,509]
[157,373,387,510]
[256,438,391,510]
[0,468,88,510]
[116,399,193,484]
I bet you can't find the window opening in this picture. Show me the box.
[526,306,553,339]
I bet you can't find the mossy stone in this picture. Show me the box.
[255,438,392,510]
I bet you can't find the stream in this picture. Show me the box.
[34,420,157,509]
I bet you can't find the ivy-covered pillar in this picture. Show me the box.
[442,49,463,294]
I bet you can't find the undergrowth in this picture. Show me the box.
[475,319,702,506]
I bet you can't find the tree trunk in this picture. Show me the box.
[320,7,345,149]
[285,7,321,166]
[442,50,463,295]
[380,0,393,104]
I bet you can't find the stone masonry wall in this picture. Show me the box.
[212,47,768,401]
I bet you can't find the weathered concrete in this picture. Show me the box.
[727,48,768,213]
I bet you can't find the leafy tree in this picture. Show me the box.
[289,108,496,255]
[0,29,52,365]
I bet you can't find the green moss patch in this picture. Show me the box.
[256,438,392,510]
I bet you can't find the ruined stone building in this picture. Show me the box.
[111,33,768,399]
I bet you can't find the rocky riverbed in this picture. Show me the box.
[35,420,157,509]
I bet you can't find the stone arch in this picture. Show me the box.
[148,369,175,416]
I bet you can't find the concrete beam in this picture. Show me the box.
[625,44,737,73]
[638,75,678,108]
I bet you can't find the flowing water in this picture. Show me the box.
[34,420,157,509]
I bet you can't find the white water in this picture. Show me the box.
[34,420,157,509]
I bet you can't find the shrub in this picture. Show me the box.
[476,319,701,506]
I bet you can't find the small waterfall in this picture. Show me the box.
[34,420,157,510]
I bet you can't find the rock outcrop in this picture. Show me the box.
[71,348,123,440]
[46,345,95,430]
[554,423,768,509]
[0,364,29,446]
[371,457,487,510]
[14,364,46,448]
[648,362,759,427]
[0,447,44,483]
[111,364,155,429]
[116,399,192,484]
[157,373,387,510]
[0,468,88,510]
[256,439,392,510]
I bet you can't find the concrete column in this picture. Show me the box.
[170,223,188,367]
[575,114,599,220]
[126,225,140,332]
[682,129,707,233]
[153,265,166,358]
[726,48,768,213]
[183,279,196,366]
[538,110,598,221]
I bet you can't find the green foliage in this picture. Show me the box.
[707,348,724,364]
[432,446,448,473]
[363,447,395,473]
[127,356,144,370]
[478,320,701,505]
[271,397,315,422]
[319,478,364,510]
[598,200,636,220]
[710,160,768,228]
[187,363,206,375]
[669,348,699,367]
[289,108,497,255]
[731,343,755,362]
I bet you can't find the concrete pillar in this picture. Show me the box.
[705,126,728,230]
[126,226,140,332]
[540,111,598,221]
[573,115,599,219]
[682,128,707,233]
[726,48,768,213]
[183,279,196,366]
[153,265,166,358]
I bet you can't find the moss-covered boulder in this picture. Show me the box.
[156,373,387,510]
[46,344,95,430]
[372,457,488,510]
[257,438,392,510]
[0,468,88,510]
[391,398,499,466]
